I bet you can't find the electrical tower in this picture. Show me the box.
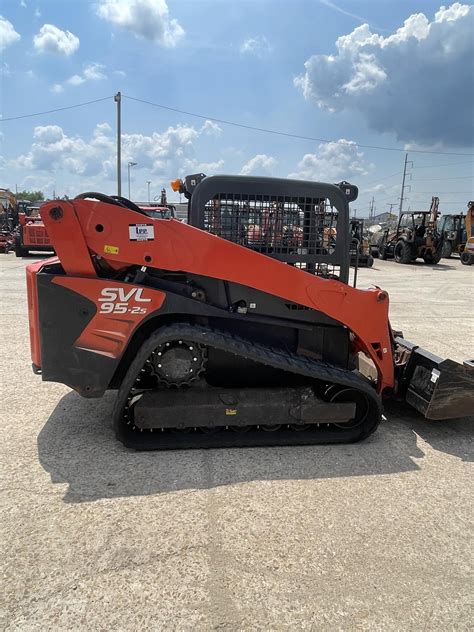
[399,153,413,216]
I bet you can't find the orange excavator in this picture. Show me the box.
[26,174,473,449]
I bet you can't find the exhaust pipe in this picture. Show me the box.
[395,337,474,420]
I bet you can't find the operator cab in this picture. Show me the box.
[171,173,357,284]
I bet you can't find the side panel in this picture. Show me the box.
[35,270,353,396]
[37,275,165,396]
[26,261,44,367]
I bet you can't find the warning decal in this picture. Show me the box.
[129,224,155,241]
[104,244,119,255]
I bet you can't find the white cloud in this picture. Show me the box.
[240,154,277,176]
[13,123,115,176]
[295,3,474,146]
[403,140,445,152]
[58,63,106,90]
[95,122,112,135]
[0,62,10,76]
[33,23,80,56]
[84,63,106,81]
[288,139,369,181]
[113,69,127,77]
[97,0,184,47]
[21,175,56,196]
[35,8,41,17]
[183,158,225,174]
[34,125,65,144]
[201,120,222,136]
[11,120,218,182]
[67,75,84,86]
[51,83,64,93]
[0,16,21,52]
[240,35,272,57]
[69,62,106,84]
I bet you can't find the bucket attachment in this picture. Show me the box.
[395,337,474,420]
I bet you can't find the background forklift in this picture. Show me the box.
[379,197,443,264]
[349,218,374,267]
[439,213,466,258]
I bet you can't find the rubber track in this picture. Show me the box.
[113,323,382,450]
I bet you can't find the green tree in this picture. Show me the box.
[15,190,44,202]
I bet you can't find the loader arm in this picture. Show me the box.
[40,197,395,393]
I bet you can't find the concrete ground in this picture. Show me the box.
[1,253,473,631]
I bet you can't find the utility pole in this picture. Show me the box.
[399,152,413,216]
[114,92,122,196]
[369,196,375,220]
[147,180,151,203]
[128,162,137,200]
[386,203,397,215]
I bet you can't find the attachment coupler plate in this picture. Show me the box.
[395,337,474,420]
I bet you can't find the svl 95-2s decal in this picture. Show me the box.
[99,287,151,314]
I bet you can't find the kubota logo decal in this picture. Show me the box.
[98,287,151,314]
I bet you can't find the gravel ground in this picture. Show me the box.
[1,253,473,631]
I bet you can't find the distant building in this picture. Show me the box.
[371,211,397,224]
[175,203,188,222]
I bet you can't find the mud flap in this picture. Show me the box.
[395,337,474,420]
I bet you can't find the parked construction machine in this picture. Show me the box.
[139,188,177,219]
[349,218,374,267]
[0,188,18,253]
[460,201,474,265]
[26,175,473,450]
[439,213,465,258]
[15,206,54,257]
[379,197,443,264]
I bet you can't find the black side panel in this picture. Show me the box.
[36,273,351,397]
[37,274,120,397]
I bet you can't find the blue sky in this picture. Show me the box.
[1,0,473,213]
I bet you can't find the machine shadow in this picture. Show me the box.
[15,253,55,261]
[411,261,456,271]
[37,391,472,504]
[383,400,473,462]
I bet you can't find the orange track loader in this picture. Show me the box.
[26,175,473,449]
[15,210,54,257]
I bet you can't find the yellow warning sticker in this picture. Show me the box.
[225,408,237,416]
[104,244,119,255]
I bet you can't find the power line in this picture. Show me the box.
[410,191,473,194]
[412,175,473,182]
[1,92,473,160]
[362,171,402,186]
[436,201,472,204]
[123,95,474,157]
[0,96,113,122]
[412,160,474,169]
